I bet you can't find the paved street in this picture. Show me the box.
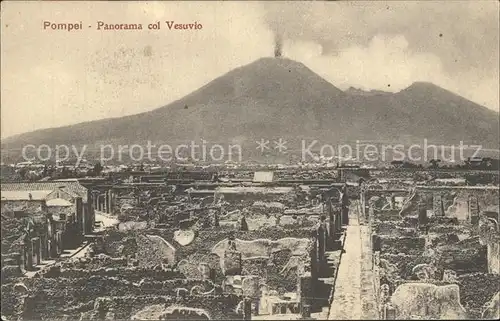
[328,202,377,320]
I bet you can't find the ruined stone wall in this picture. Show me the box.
[434,242,488,275]
[4,269,224,319]
[1,214,26,255]
[373,221,418,237]
[379,253,433,286]
[224,212,318,230]
[46,205,73,218]
[26,275,217,296]
[379,236,426,255]
[98,294,242,320]
[136,234,176,267]
[144,227,314,260]
[26,292,241,320]
[487,243,500,274]
[375,210,401,222]
[457,273,500,319]
[478,215,500,274]
[398,188,498,221]
[1,282,25,318]
[388,282,468,319]
[102,229,138,257]
[1,200,45,213]
[113,197,138,212]
[439,189,497,221]
[59,256,128,270]
[241,250,298,292]
[102,227,315,294]
[56,266,184,281]
[370,185,499,319]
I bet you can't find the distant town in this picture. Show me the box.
[1,155,499,184]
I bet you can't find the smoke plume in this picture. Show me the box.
[274,33,283,58]
[261,1,499,110]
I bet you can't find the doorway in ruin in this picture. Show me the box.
[31,237,41,266]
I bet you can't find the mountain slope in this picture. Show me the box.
[2,58,499,153]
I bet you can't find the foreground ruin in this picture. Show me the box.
[1,168,499,320]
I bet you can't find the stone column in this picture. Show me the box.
[342,207,349,225]
[98,195,102,212]
[111,190,115,214]
[384,304,396,320]
[468,196,479,225]
[488,242,500,274]
[24,243,32,271]
[327,200,336,249]
[93,192,99,211]
[433,193,444,217]
[301,304,311,318]
[373,251,380,277]
[14,252,22,269]
[243,297,252,320]
[317,224,326,264]
[360,191,366,216]
[242,276,260,315]
[223,250,242,276]
[298,273,313,310]
[104,191,109,214]
[372,234,381,252]
[480,216,500,274]
[107,190,113,214]
[418,201,428,232]
[390,194,396,210]
[213,208,220,227]
[334,209,342,235]
[242,275,259,297]
[341,187,349,225]
[309,237,318,282]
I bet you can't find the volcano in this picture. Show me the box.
[2,57,499,156]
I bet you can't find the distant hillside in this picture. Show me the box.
[2,57,499,158]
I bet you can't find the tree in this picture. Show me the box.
[464,157,471,168]
[93,162,103,176]
[429,159,441,169]
[61,166,70,178]
[391,160,404,169]
[18,167,28,179]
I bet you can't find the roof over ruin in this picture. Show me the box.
[1,181,89,203]
[1,190,53,201]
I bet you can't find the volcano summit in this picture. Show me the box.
[2,57,499,152]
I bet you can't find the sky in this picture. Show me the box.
[1,0,499,139]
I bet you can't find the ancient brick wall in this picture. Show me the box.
[379,236,426,255]
[76,295,242,320]
[136,235,176,267]
[457,273,500,318]
[373,221,418,237]
[442,189,499,221]
[1,200,45,213]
